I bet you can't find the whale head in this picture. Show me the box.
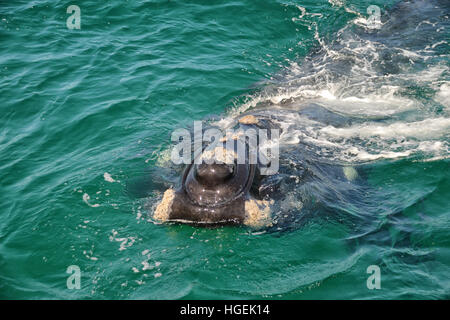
[155,157,256,225]
[154,117,276,228]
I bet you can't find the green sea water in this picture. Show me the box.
[0,0,449,299]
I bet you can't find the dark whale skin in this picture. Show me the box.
[168,152,258,225]
[169,189,246,225]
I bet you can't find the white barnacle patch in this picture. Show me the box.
[219,131,244,142]
[238,114,259,125]
[199,146,237,164]
[244,198,274,228]
[343,166,358,181]
[154,188,175,222]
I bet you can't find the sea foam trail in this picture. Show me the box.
[215,0,449,164]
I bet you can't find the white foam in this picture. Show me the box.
[82,193,100,208]
[103,172,116,183]
[320,118,450,140]
[435,83,450,109]
[109,229,136,251]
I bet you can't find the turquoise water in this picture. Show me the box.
[0,0,449,299]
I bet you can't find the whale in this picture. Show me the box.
[151,0,449,229]
[153,105,361,228]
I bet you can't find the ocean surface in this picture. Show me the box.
[0,0,449,299]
